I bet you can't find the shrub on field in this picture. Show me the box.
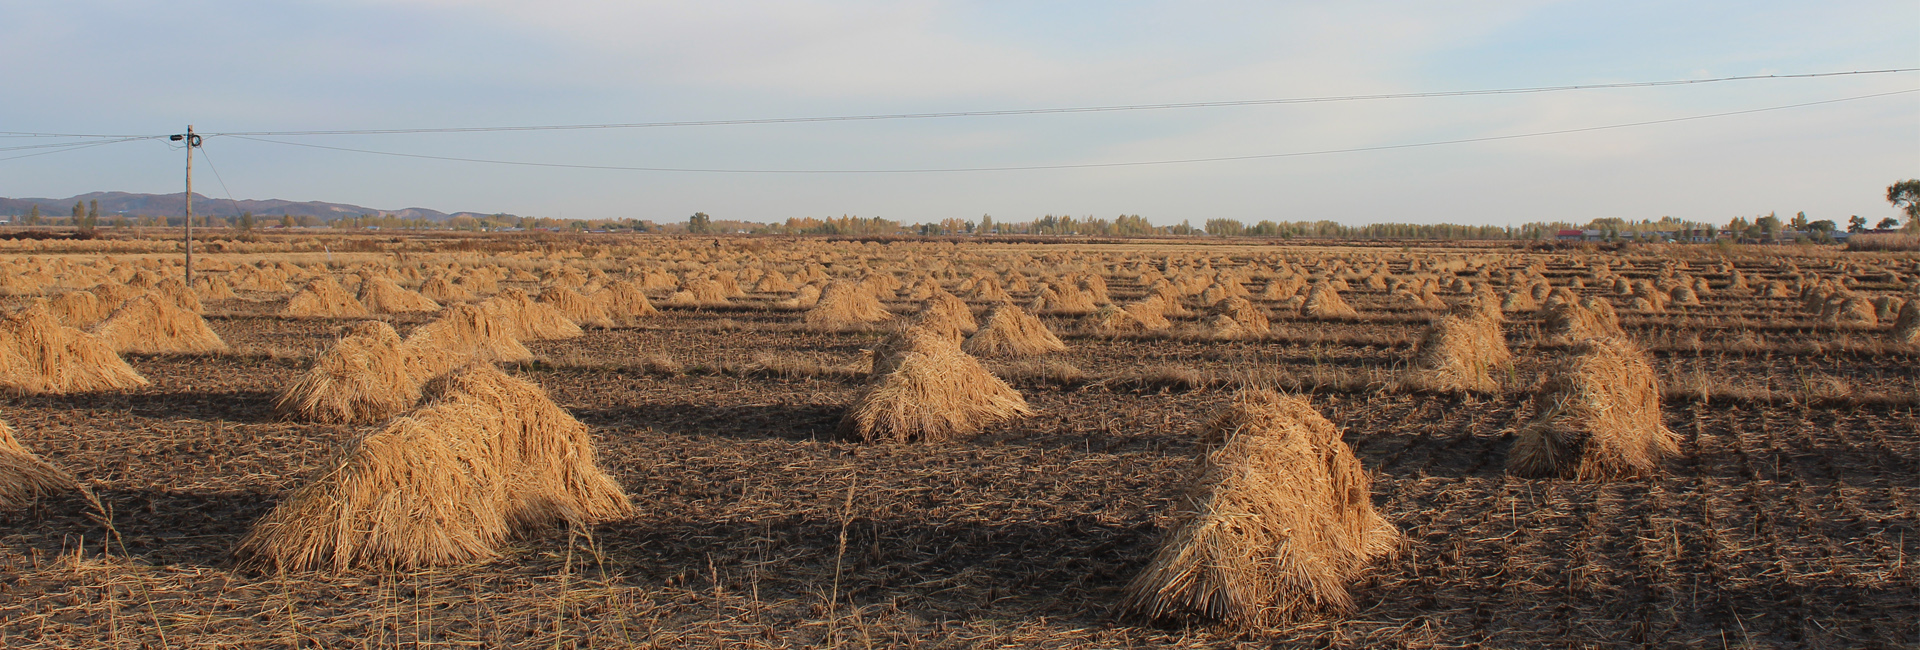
[236,364,633,572]
[1508,337,1678,480]
[1123,390,1398,627]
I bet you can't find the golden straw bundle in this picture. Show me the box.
[234,364,633,572]
[1123,390,1398,626]
[1508,337,1678,480]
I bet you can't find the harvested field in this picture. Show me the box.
[0,235,1915,648]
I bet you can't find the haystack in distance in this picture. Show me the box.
[236,364,633,572]
[1123,390,1398,626]
[284,277,371,318]
[1405,312,1509,393]
[274,321,422,425]
[804,280,892,330]
[843,325,1031,444]
[963,302,1065,357]
[1508,337,1678,480]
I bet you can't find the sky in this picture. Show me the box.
[2,0,1916,227]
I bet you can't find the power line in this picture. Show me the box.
[0,137,155,162]
[195,143,249,219]
[0,137,161,153]
[0,131,154,138]
[224,87,1920,174]
[207,68,1919,137]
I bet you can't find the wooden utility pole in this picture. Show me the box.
[171,126,200,285]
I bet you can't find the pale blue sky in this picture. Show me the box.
[3,1,1916,226]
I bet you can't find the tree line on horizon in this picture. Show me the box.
[9,179,1917,241]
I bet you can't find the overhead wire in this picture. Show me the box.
[205,68,1919,136]
[195,144,250,219]
[222,87,1920,174]
[0,137,158,163]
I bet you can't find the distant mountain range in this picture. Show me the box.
[0,192,508,222]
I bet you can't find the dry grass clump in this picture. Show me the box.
[842,326,1031,443]
[153,277,204,313]
[1123,390,1398,627]
[0,303,149,394]
[47,290,118,329]
[234,364,634,572]
[964,302,1066,357]
[283,277,372,318]
[1201,297,1269,338]
[803,280,892,330]
[1300,283,1357,319]
[194,274,238,302]
[274,321,421,425]
[420,275,475,304]
[401,304,535,381]
[774,283,825,309]
[753,272,795,293]
[1508,337,1678,480]
[0,419,79,510]
[594,280,657,325]
[537,286,614,329]
[1124,299,1174,330]
[1893,299,1920,345]
[357,276,442,314]
[480,289,583,340]
[967,277,1013,303]
[1545,296,1625,342]
[89,295,228,354]
[1405,314,1509,393]
[1818,292,1878,325]
[1086,304,1148,335]
[1031,283,1098,316]
[909,291,978,340]
[678,277,734,305]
